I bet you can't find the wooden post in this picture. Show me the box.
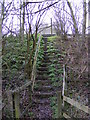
[28,86,32,102]
[6,91,14,118]
[65,65,67,90]
[12,94,15,119]
[57,91,62,118]
[62,65,65,106]
[13,92,21,119]
[62,64,67,106]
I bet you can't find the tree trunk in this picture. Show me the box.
[66,0,78,36]
[20,0,22,42]
[25,26,38,79]
[82,0,86,40]
[33,26,38,50]
[0,2,2,120]
[88,0,90,34]
[2,0,4,23]
[2,0,5,54]
[22,0,25,44]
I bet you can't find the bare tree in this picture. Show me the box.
[66,0,78,36]
[1,0,60,79]
[22,0,25,44]
[88,0,90,34]
[0,2,2,118]
[82,0,86,40]
[20,0,22,42]
[53,1,71,39]
[25,1,49,79]
[2,0,4,23]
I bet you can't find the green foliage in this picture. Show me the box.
[36,37,44,68]
[47,36,63,118]
[56,68,63,74]
[49,68,55,73]
[52,59,58,64]
[47,36,57,42]
[50,96,58,118]
[2,34,41,82]
[28,112,34,117]
[34,83,39,89]
[49,73,55,78]
[47,48,56,53]
[3,38,21,81]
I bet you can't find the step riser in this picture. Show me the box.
[35,80,52,83]
[39,64,50,67]
[34,88,53,92]
[36,71,48,75]
[34,94,53,98]
[43,59,50,62]
[35,83,52,86]
[33,100,50,104]
[40,64,47,67]
[37,67,48,71]
[36,76,48,80]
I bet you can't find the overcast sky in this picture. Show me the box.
[1,0,90,35]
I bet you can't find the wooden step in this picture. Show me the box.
[33,98,50,104]
[44,51,49,54]
[42,85,53,89]
[40,63,49,67]
[35,81,52,86]
[34,85,53,92]
[35,79,52,83]
[34,91,54,98]
[43,56,49,60]
[41,62,50,66]
[36,70,48,75]
[48,55,54,58]
[36,75,49,80]
[37,67,48,71]
[42,59,51,63]
[43,50,48,53]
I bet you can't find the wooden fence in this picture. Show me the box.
[7,35,41,119]
[57,65,90,118]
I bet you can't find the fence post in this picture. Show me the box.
[57,91,62,118]
[12,92,21,119]
[6,91,14,118]
[62,64,67,106]
[65,65,67,91]
[28,85,32,102]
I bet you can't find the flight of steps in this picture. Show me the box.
[32,36,54,118]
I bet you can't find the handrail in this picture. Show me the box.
[31,34,41,91]
[63,95,90,114]
[10,34,41,94]
[57,91,90,119]
[57,64,90,119]
[11,81,32,94]
[6,34,41,118]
